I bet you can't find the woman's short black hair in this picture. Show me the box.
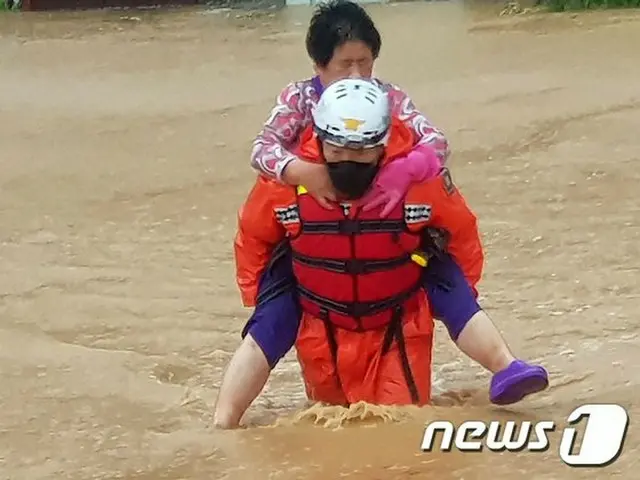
[306,0,382,67]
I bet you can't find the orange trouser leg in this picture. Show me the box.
[296,294,434,406]
[336,297,434,406]
[295,313,348,405]
[372,316,433,406]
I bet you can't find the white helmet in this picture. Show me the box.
[312,78,390,149]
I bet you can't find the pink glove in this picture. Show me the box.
[362,144,442,218]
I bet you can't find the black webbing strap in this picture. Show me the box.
[300,218,405,235]
[297,282,420,319]
[292,250,412,275]
[381,306,420,404]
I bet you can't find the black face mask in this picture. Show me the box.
[327,161,380,200]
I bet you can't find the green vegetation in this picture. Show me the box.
[0,0,20,10]
[538,0,640,11]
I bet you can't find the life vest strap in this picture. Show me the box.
[292,250,412,275]
[381,306,420,403]
[300,218,405,235]
[320,304,420,405]
[297,282,420,320]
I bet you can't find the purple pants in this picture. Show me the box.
[242,242,481,368]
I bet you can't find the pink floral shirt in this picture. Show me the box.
[250,78,450,181]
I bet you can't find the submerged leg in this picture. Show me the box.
[213,334,271,429]
[214,241,300,427]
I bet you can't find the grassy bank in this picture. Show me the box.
[539,0,640,11]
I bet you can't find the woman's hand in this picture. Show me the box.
[362,144,442,217]
[282,159,336,209]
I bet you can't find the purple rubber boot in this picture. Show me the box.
[489,360,549,405]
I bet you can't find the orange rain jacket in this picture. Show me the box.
[234,119,484,406]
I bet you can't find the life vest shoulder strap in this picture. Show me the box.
[296,185,406,234]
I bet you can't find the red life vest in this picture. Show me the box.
[290,190,423,331]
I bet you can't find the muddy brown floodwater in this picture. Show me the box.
[1,2,639,479]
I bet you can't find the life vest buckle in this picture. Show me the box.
[344,259,365,274]
[338,219,361,235]
[348,302,369,318]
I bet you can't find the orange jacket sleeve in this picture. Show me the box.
[234,177,288,307]
[406,168,484,293]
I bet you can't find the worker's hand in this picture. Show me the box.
[282,158,336,209]
[362,144,441,218]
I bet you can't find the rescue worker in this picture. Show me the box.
[213,0,548,429]
[223,79,546,413]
